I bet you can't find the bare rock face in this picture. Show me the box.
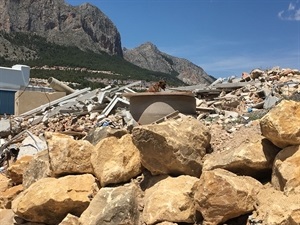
[84,126,128,146]
[143,175,199,224]
[79,183,141,225]
[203,126,280,179]
[260,100,300,148]
[91,134,142,187]
[123,42,215,85]
[59,214,80,225]
[22,150,53,189]
[250,186,300,225]
[0,185,23,209]
[132,116,211,177]
[272,145,300,195]
[0,0,122,56]
[0,173,11,192]
[7,155,32,185]
[12,174,98,225]
[193,168,262,225]
[0,209,14,225]
[45,132,94,176]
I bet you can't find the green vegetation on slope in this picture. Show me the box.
[1,32,185,89]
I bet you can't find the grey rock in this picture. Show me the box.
[0,0,122,56]
[79,183,141,225]
[124,42,215,85]
[84,126,128,146]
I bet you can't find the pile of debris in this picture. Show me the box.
[0,67,300,166]
[188,67,300,129]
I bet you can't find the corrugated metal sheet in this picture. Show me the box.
[0,90,15,115]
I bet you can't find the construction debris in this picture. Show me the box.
[0,67,300,169]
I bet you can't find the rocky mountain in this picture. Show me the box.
[124,42,215,85]
[0,0,214,86]
[0,0,122,56]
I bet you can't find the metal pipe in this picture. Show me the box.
[48,77,75,94]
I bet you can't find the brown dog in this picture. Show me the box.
[148,80,166,92]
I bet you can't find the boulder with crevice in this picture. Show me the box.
[272,145,300,195]
[91,134,142,187]
[260,100,300,148]
[12,174,99,225]
[45,132,94,176]
[132,116,210,177]
[193,168,262,225]
[203,125,280,179]
[79,183,141,225]
[143,175,199,225]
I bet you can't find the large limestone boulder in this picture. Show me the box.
[22,150,53,189]
[45,132,94,176]
[79,183,141,225]
[193,169,262,225]
[272,145,300,195]
[12,174,98,225]
[7,155,32,185]
[249,186,300,225]
[203,127,280,179]
[132,116,210,177]
[260,100,300,148]
[143,175,199,225]
[91,134,142,187]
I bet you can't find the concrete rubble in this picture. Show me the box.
[0,66,299,163]
[0,66,300,224]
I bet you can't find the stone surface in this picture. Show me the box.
[7,155,33,185]
[22,150,53,189]
[203,125,280,179]
[272,145,300,195]
[260,100,300,148]
[0,173,11,192]
[0,184,23,209]
[0,209,14,225]
[0,0,122,56]
[143,175,199,225]
[12,174,98,225]
[132,116,210,177]
[45,132,94,176]
[58,214,80,225]
[250,185,300,225]
[84,126,128,145]
[193,169,262,225]
[91,134,141,187]
[124,42,214,85]
[79,183,141,225]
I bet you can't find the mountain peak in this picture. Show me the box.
[124,42,215,85]
[0,0,122,56]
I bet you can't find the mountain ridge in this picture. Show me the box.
[0,0,216,85]
[0,0,122,56]
[124,42,215,85]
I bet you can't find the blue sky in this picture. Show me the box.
[66,0,300,78]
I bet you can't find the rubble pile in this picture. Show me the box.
[191,67,300,131]
[0,67,300,225]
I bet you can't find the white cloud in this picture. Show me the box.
[278,1,300,21]
[289,2,295,10]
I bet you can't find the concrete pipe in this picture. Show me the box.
[123,92,196,124]
[48,77,75,94]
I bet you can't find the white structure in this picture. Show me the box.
[0,65,30,90]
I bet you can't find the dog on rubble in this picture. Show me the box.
[147,80,167,92]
